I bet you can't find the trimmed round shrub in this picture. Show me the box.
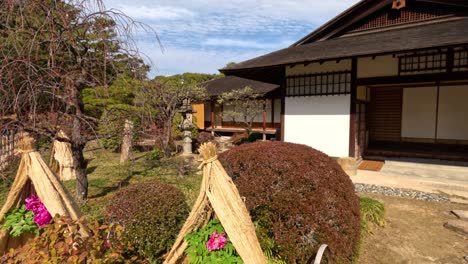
[194,131,215,151]
[219,141,361,263]
[105,181,189,262]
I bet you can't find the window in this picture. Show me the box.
[453,48,468,72]
[398,50,446,74]
[286,71,352,96]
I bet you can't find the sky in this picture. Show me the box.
[103,0,360,78]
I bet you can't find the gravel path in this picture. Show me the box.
[355,183,450,202]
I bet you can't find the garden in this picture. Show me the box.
[0,134,389,263]
[2,0,465,263]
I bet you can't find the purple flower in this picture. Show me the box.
[25,195,52,226]
[206,232,227,251]
[25,195,42,213]
[33,209,52,227]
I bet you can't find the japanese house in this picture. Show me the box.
[197,75,282,136]
[199,0,468,162]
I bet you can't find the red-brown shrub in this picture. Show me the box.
[105,181,189,262]
[219,141,361,263]
[0,215,136,263]
[194,131,215,151]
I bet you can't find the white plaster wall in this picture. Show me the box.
[357,55,399,78]
[401,87,438,139]
[286,59,351,76]
[284,95,350,157]
[437,85,468,140]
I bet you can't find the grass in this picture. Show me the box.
[360,196,385,233]
[0,145,202,222]
[348,196,386,264]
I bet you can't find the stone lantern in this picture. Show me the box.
[179,98,196,155]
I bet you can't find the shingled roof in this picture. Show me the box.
[199,76,279,96]
[221,19,468,72]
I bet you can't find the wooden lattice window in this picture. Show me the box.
[453,48,468,72]
[286,71,352,97]
[398,51,446,75]
[347,2,456,33]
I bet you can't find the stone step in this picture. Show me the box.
[451,210,468,221]
[444,220,468,235]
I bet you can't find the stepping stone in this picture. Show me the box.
[451,210,468,221]
[444,220,468,235]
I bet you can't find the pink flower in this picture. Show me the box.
[33,206,52,226]
[206,232,227,251]
[25,195,53,226]
[25,195,42,213]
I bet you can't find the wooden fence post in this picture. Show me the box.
[0,129,20,172]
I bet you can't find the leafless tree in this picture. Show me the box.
[0,0,159,202]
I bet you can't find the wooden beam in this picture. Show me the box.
[357,71,468,86]
[222,45,468,76]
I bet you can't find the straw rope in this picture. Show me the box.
[164,143,266,264]
[0,136,85,254]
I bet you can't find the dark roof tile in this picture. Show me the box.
[199,76,279,96]
[222,19,468,72]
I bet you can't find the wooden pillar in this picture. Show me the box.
[447,48,454,73]
[434,81,440,144]
[210,100,215,129]
[271,99,275,128]
[210,100,215,136]
[262,100,267,141]
[349,58,358,158]
[280,68,286,142]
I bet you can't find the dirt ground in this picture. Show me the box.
[359,193,468,264]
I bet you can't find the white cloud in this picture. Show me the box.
[105,0,360,31]
[109,0,358,23]
[111,4,194,20]
[202,38,293,50]
[138,43,268,76]
[102,0,362,76]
